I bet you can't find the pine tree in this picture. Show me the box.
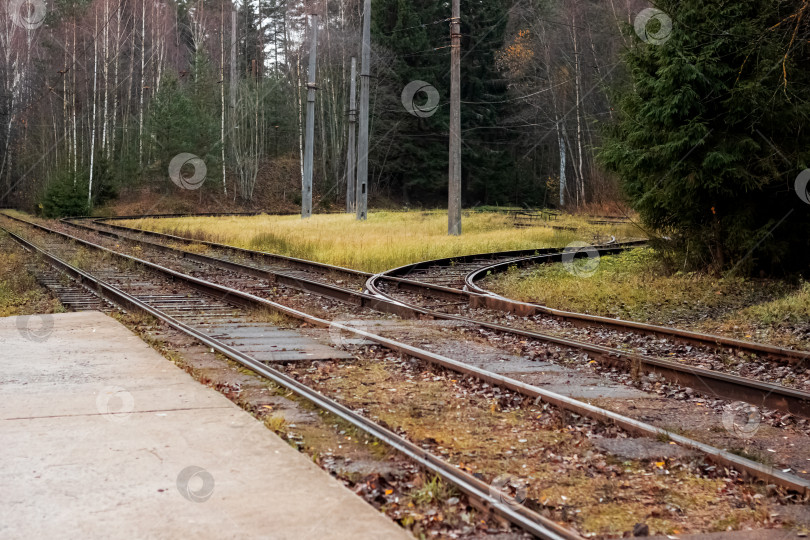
[600,0,810,274]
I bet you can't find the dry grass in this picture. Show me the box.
[298,357,776,537]
[119,210,643,273]
[487,248,810,348]
[0,230,62,316]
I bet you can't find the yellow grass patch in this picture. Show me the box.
[120,210,641,272]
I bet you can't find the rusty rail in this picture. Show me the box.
[3,212,810,498]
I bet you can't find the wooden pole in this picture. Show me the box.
[346,57,357,213]
[448,0,462,235]
[302,14,318,218]
[355,0,371,220]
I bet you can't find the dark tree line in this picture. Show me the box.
[0,0,636,213]
[602,0,810,273]
[2,0,808,272]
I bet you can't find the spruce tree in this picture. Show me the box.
[600,0,810,274]
[147,69,218,180]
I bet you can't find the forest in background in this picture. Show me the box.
[0,0,643,214]
[3,0,810,273]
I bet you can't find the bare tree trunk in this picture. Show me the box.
[609,0,630,48]
[63,26,69,172]
[89,10,99,206]
[154,1,165,95]
[124,16,135,163]
[72,21,78,176]
[230,10,237,110]
[220,2,227,195]
[111,0,121,157]
[101,0,109,157]
[0,15,24,189]
[557,119,567,207]
[345,57,357,213]
[138,0,146,167]
[572,9,585,207]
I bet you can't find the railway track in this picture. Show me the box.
[369,243,807,363]
[75,216,810,419]
[80,220,810,408]
[4,212,810,538]
[1,214,579,539]
[463,253,810,363]
[355,245,809,416]
[52,215,810,421]
[46,216,810,425]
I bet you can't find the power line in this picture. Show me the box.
[377,18,452,37]
[461,79,574,105]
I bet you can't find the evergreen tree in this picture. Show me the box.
[147,69,219,181]
[600,0,810,274]
[372,0,515,206]
[147,70,196,168]
[188,51,221,167]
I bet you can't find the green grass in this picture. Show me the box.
[740,282,810,325]
[119,210,643,273]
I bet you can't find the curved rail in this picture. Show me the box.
[464,251,810,363]
[2,219,579,540]
[61,215,810,419]
[364,245,810,418]
[4,213,810,498]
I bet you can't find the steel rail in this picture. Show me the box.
[61,217,420,319]
[75,217,581,314]
[87,217,371,279]
[56,215,810,419]
[366,241,645,305]
[90,217,586,293]
[2,227,578,540]
[74,210,299,221]
[90,218,649,325]
[365,255,810,420]
[464,253,810,364]
[4,214,810,496]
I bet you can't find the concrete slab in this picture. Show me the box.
[0,312,411,540]
[203,323,354,362]
[348,318,650,399]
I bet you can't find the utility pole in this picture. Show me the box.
[355,0,371,221]
[302,14,318,219]
[346,57,358,213]
[448,0,462,235]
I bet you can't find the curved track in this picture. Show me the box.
[56,215,810,419]
[1,213,579,539]
[464,253,809,363]
[4,212,810,513]
[364,247,810,419]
